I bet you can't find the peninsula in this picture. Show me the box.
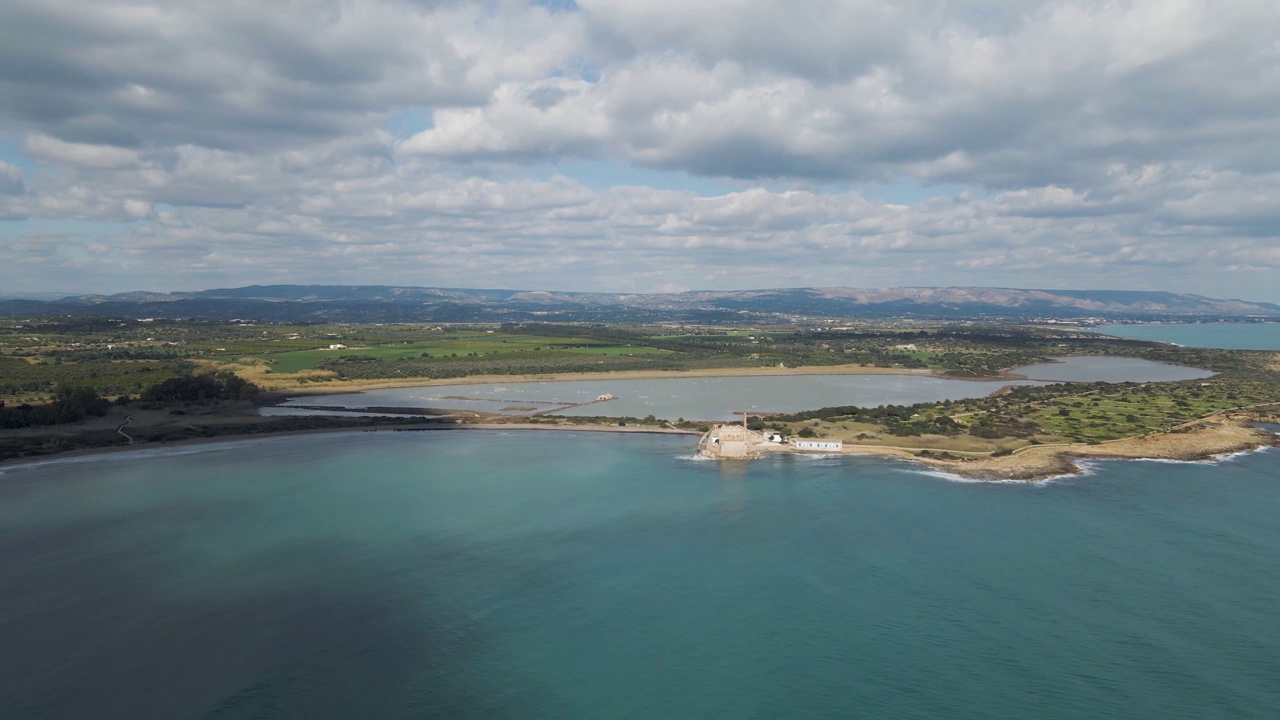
[695,412,1279,480]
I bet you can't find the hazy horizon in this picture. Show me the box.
[5,282,1280,308]
[3,1,1278,301]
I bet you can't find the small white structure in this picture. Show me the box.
[794,440,843,451]
[597,393,615,401]
[329,344,347,350]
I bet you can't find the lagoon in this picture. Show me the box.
[1014,355,1215,383]
[278,356,1213,420]
[2,430,1278,719]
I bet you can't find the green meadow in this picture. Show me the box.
[222,332,670,374]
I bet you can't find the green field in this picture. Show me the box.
[220,333,670,374]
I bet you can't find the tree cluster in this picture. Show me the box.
[141,373,259,403]
[0,386,112,429]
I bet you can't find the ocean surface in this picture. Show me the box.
[1098,323,1280,350]
[279,356,1210,420]
[3,430,1278,719]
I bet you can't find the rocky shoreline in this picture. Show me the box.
[913,414,1279,481]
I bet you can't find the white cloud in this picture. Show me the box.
[385,0,1280,192]
[123,199,153,219]
[5,148,1278,298]
[24,134,141,169]
[399,78,609,159]
[0,0,584,151]
[1,0,1278,301]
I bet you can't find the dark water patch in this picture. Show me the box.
[1,525,571,720]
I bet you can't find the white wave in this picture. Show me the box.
[905,459,1098,485]
[0,442,244,474]
[1207,446,1272,462]
[0,432,372,475]
[1123,443,1273,467]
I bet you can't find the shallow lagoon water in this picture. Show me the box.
[283,374,1035,420]
[2,430,1278,719]
[281,356,1210,420]
[1014,355,1214,383]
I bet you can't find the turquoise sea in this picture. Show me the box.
[3,429,1278,719]
[1098,323,1280,350]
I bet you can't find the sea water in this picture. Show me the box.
[1098,322,1280,350]
[2,430,1278,719]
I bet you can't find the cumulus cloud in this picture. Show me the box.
[400,78,610,160]
[0,0,582,151]
[6,150,1277,298]
[0,0,1277,300]
[397,0,1280,188]
[24,134,141,169]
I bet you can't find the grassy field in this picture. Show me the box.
[218,333,671,374]
[765,362,1280,455]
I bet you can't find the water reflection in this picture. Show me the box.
[717,472,749,520]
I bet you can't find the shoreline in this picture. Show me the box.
[3,359,1270,478]
[5,410,1274,481]
[906,414,1279,481]
[0,418,700,471]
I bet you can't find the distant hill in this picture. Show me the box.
[3,285,1277,323]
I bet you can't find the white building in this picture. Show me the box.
[794,440,843,451]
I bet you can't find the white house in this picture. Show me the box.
[794,440,843,451]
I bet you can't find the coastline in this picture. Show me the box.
[6,408,1274,481]
[3,359,1273,479]
[908,415,1279,481]
[0,363,982,470]
[0,417,700,471]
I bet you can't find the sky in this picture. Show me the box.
[1,0,1278,301]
